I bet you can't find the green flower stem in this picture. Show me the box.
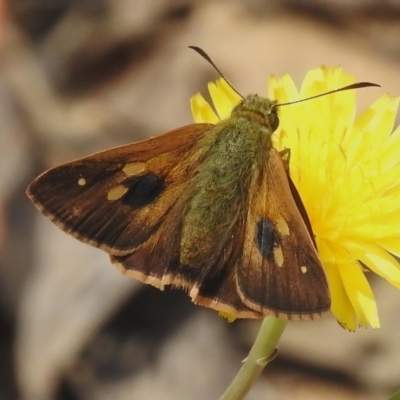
[219,317,288,400]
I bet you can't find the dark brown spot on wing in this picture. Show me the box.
[256,217,280,259]
[121,173,166,208]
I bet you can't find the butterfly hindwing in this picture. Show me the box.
[112,190,263,318]
[27,124,212,256]
[237,148,331,320]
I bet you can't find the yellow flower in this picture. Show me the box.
[190,67,400,331]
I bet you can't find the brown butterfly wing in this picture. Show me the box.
[112,209,263,318]
[186,218,265,318]
[27,124,212,256]
[236,148,331,320]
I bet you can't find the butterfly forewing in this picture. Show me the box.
[27,124,212,256]
[237,148,330,320]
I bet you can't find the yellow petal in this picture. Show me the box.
[208,81,235,120]
[354,95,400,152]
[338,262,379,328]
[323,260,356,331]
[215,79,242,106]
[190,93,219,124]
[376,237,400,258]
[347,241,400,288]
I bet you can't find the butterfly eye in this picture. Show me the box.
[269,111,280,132]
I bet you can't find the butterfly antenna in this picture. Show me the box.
[189,46,245,100]
[275,82,380,108]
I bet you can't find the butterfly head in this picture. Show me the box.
[231,94,280,133]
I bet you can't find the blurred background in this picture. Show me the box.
[2,0,400,399]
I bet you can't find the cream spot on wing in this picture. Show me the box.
[273,246,284,267]
[107,185,128,200]
[123,162,146,176]
[78,178,86,186]
[300,266,308,274]
[276,216,290,236]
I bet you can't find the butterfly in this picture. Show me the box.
[26,47,378,321]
